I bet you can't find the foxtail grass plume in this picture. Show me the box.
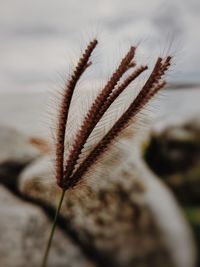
[41,38,172,267]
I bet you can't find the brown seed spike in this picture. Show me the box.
[98,65,148,121]
[41,40,172,267]
[114,65,148,96]
[160,56,172,73]
[63,57,171,189]
[63,46,136,181]
[55,39,98,187]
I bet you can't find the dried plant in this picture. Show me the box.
[41,38,172,267]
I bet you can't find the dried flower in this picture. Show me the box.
[41,38,172,267]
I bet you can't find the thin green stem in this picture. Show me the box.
[41,189,66,267]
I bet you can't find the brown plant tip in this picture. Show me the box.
[55,39,98,187]
[63,46,136,182]
[55,38,172,190]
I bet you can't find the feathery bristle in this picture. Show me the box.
[62,56,171,189]
[63,46,136,181]
[56,39,98,187]
[54,39,172,190]
[45,39,171,267]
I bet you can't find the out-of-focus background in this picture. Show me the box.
[0,0,200,135]
[0,1,200,267]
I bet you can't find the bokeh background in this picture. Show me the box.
[0,0,200,134]
[0,1,200,267]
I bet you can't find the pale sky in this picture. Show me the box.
[0,0,200,92]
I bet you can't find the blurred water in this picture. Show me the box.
[0,86,199,138]
[0,0,200,93]
[0,0,200,136]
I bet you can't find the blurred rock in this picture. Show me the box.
[184,116,200,134]
[145,116,200,203]
[0,125,49,189]
[0,125,41,165]
[145,116,200,266]
[145,122,200,176]
[0,186,95,267]
[19,134,197,267]
[29,137,52,155]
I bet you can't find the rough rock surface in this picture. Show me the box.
[145,116,200,204]
[0,125,196,267]
[0,125,42,165]
[145,118,200,176]
[19,134,197,267]
[0,125,49,189]
[0,186,94,267]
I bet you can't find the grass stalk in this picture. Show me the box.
[41,189,66,267]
